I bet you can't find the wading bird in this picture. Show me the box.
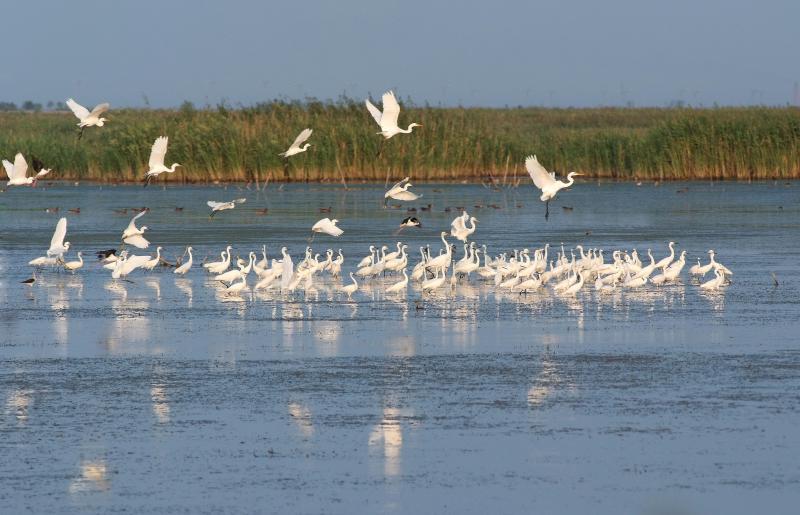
[366,91,421,140]
[396,216,421,234]
[47,217,70,262]
[525,155,582,220]
[66,98,110,139]
[3,153,51,188]
[144,136,181,187]
[63,252,84,272]
[207,198,246,218]
[121,210,150,249]
[174,247,193,275]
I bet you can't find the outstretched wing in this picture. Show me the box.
[525,155,556,190]
[66,98,90,120]
[365,98,383,126]
[50,217,68,249]
[281,253,294,289]
[2,160,13,179]
[126,210,147,232]
[391,176,410,190]
[289,128,312,150]
[124,235,150,249]
[312,218,330,231]
[379,91,401,131]
[11,153,28,180]
[89,103,110,117]
[125,254,152,271]
[149,136,169,168]
[233,198,246,204]
[207,201,225,210]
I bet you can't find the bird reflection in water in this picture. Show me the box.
[288,402,314,438]
[151,384,170,424]
[6,389,32,425]
[69,459,110,494]
[527,350,575,408]
[368,407,404,477]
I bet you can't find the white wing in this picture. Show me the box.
[379,91,401,131]
[124,235,150,249]
[149,136,168,168]
[207,201,226,210]
[124,254,152,273]
[2,160,13,179]
[66,98,90,120]
[50,218,68,250]
[233,198,246,204]
[89,103,110,117]
[9,153,28,180]
[126,210,147,232]
[391,176,410,190]
[312,218,330,231]
[289,128,312,150]
[365,98,383,126]
[525,155,556,190]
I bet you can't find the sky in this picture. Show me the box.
[1,0,798,108]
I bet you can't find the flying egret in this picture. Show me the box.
[47,217,70,261]
[524,155,583,220]
[365,91,421,139]
[207,198,246,218]
[144,136,181,187]
[451,216,478,242]
[122,210,150,249]
[280,128,313,158]
[111,252,152,279]
[310,218,343,241]
[174,247,193,275]
[341,272,359,299]
[384,177,410,205]
[63,252,84,272]
[66,98,110,139]
[387,183,422,202]
[3,153,51,188]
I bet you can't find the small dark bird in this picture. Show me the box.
[420,204,432,211]
[407,207,417,213]
[174,207,184,212]
[113,208,128,215]
[318,206,332,213]
[96,249,117,260]
[45,207,59,214]
[444,207,452,213]
[68,208,80,214]
[474,204,483,209]
[676,187,689,194]
[21,276,36,285]
[255,208,269,216]
[489,204,501,210]
[400,216,421,228]
[562,206,574,211]
[131,206,148,213]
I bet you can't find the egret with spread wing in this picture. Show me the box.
[122,210,150,249]
[144,136,181,187]
[525,155,582,220]
[207,198,246,218]
[3,153,51,187]
[47,217,70,261]
[66,98,110,139]
[310,218,343,242]
[366,91,421,139]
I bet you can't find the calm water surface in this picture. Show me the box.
[1,182,799,514]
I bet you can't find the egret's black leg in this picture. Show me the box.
[283,158,290,180]
[545,200,550,221]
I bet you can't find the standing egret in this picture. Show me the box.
[451,216,478,242]
[144,136,181,187]
[700,269,725,290]
[66,98,110,139]
[525,155,583,220]
[365,91,421,139]
[63,252,84,272]
[121,210,150,249]
[654,241,676,270]
[341,272,359,299]
[47,217,70,261]
[207,198,246,218]
[280,247,294,291]
[310,218,343,241]
[111,252,152,279]
[3,153,51,187]
[142,247,163,270]
[386,269,409,293]
[174,247,193,275]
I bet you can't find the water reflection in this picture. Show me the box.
[5,388,32,425]
[288,402,314,438]
[68,459,110,494]
[368,407,404,477]
[151,384,170,424]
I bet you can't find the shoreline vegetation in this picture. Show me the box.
[2,100,799,183]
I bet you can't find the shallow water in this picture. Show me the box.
[1,182,799,514]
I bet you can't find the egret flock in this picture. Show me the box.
[6,93,733,302]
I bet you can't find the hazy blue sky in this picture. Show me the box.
[2,0,798,108]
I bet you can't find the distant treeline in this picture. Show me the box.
[1,99,799,182]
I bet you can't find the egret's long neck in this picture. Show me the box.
[402,124,416,133]
[169,163,180,172]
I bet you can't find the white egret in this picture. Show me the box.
[341,272,359,299]
[561,271,585,296]
[451,216,478,242]
[310,218,343,240]
[63,252,84,272]
[652,251,686,285]
[280,128,313,157]
[525,155,583,220]
[47,217,70,261]
[122,210,150,249]
[143,136,181,187]
[421,268,446,292]
[365,91,421,139]
[66,98,110,139]
[174,247,193,275]
[207,198,246,218]
[142,247,162,270]
[385,183,422,203]
[224,275,248,296]
[700,269,725,290]
[384,177,410,205]
[29,256,58,267]
[3,153,51,187]
[280,247,294,291]
[654,241,676,270]
[112,252,152,279]
[386,269,409,293]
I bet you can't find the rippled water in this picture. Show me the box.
[1,182,799,514]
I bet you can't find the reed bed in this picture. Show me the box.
[1,101,799,182]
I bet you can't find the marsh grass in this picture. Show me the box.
[2,101,799,182]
